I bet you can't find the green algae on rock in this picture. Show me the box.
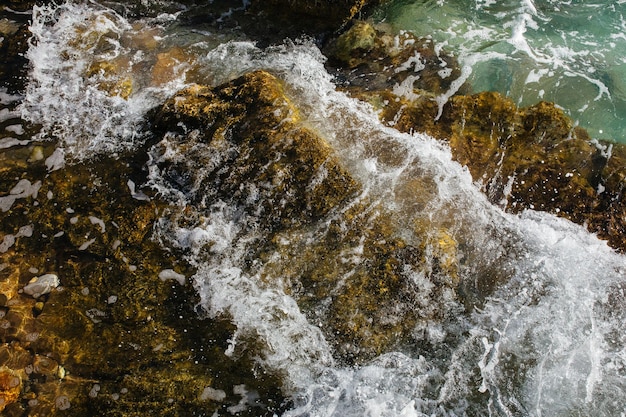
[324,21,465,96]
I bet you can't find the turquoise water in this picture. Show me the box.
[373,0,626,143]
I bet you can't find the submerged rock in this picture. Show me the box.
[0,366,21,412]
[325,21,465,96]
[0,138,288,415]
[360,88,626,251]
[22,274,59,298]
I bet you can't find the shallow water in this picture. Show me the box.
[12,1,626,416]
[373,0,626,143]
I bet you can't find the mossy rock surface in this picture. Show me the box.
[150,70,465,364]
[152,70,361,236]
[323,21,626,252]
[325,21,466,96]
[361,88,626,251]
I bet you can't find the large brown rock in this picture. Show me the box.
[152,70,361,234]
[150,70,465,363]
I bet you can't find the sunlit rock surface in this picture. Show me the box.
[2,1,626,414]
[150,70,465,363]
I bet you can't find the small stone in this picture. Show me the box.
[57,366,66,380]
[23,274,60,298]
[0,367,21,412]
[199,386,226,402]
[28,146,45,162]
[0,19,20,36]
[33,302,44,316]
[158,269,186,285]
[55,395,70,410]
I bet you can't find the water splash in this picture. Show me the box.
[21,2,193,160]
[20,3,626,415]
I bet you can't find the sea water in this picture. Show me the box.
[19,1,626,416]
[373,0,626,143]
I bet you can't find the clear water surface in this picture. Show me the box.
[373,0,626,142]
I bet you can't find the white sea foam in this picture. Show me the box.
[21,2,190,160]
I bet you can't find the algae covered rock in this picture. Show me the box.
[150,70,465,364]
[365,88,626,251]
[325,21,465,96]
[151,70,361,235]
[323,21,626,252]
[0,139,288,415]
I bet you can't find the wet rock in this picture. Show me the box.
[86,58,134,100]
[262,200,462,363]
[151,47,195,87]
[151,70,464,363]
[325,21,466,96]
[323,21,626,251]
[363,88,626,251]
[152,70,361,236]
[0,138,289,415]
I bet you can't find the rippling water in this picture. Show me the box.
[373,0,626,143]
[14,1,626,416]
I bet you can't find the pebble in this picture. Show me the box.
[23,274,60,298]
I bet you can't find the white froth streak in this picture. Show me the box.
[477,210,625,416]
[164,207,336,393]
